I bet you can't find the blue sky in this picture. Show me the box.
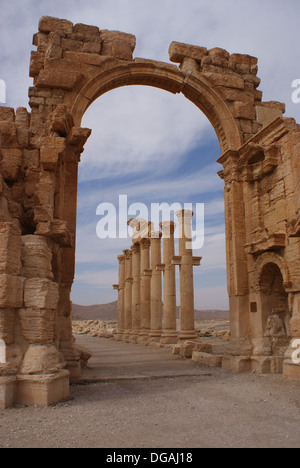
[1,0,300,308]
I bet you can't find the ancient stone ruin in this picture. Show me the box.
[0,16,299,408]
[113,211,201,345]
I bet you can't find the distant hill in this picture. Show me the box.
[72,301,229,321]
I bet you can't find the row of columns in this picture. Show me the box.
[113,210,202,344]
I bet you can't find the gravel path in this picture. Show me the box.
[0,336,299,448]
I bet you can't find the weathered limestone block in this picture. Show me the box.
[21,235,53,279]
[0,149,22,182]
[40,136,66,170]
[203,72,245,90]
[73,22,100,36]
[229,54,258,73]
[24,279,59,310]
[29,51,45,78]
[36,68,84,91]
[61,37,83,52]
[45,44,63,61]
[15,370,70,407]
[0,376,16,409]
[36,220,73,247]
[169,41,207,63]
[232,101,256,120]
[20,344,64,375]
[15,108,30,148]
[18,309,55,344]
[0,275,24,309]
[50,105,74,137]
[256,102,285,127]
[192,352,223,368]
[0,309,15,345]
[0,122,18,148]
[100,30,136,60]
[0,221,22,275]
[0,107,15,122]
[23,149,40,169]
[39,16,73,35]
[34,172,55,223]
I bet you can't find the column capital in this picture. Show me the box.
[140,238,151,249]
[151,230,162,240]
[175,209,194,222]
[117,254,125,263]
[131,243,140,254]
[159,221,176,237]
[123,249,132,259]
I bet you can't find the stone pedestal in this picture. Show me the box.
[159,222,178,344]
[15,370,70,407]
[0,376,16,409]
[149,231,163,342]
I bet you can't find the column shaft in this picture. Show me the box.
[116,255,125,336]
[139,238,151,341]
[131,243,141,340]
[149,231,163,341]
[123,249,133,339]
[160,221,178,344]
[176,210,198,341]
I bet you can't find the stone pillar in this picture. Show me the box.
[113,254,125,339]
[130,243,141,342]
[123,249,133,341]
[284,292,300,378]
[159,221,178,344]
[138,238,151,342]
[174,210,201,341]
[149,230,163,342]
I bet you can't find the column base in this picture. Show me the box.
[0,376,16,409]
[148,331,162,343]
[136,331,150,344]
[114,332,125,341]
[160,332,179,345]
[15,370,70,407]
[127,333,140,344]
[122,332,132,342]
[178,330,198,341]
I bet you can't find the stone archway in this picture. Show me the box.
[0,16,300,407]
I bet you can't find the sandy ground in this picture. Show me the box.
[0,336,300,448]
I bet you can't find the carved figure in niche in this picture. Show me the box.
[264,306,290,355]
